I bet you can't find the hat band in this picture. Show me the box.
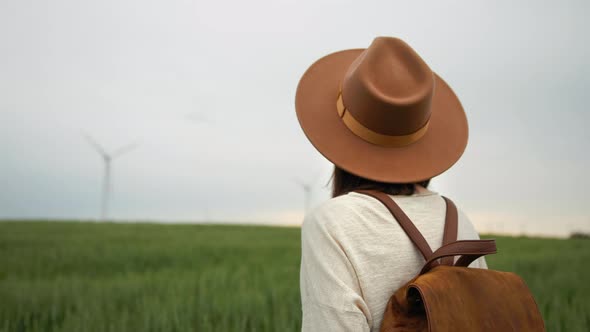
[336,92,430,147]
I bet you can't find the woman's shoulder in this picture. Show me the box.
[302,190,462,232]
[303,191,433,229]
[302,192,374,230]
[319,191,382,211]
[307,192,377,216]
[314,190,441,212]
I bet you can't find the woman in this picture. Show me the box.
[295,37,487,331]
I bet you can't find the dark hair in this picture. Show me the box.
[331,166,430,197]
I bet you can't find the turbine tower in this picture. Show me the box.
[84,134,137,221]
[294,177,314,214]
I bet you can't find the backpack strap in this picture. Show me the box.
[440,197,458,265]
[355,190,496,275]
[355,190,433,260]
[419,239,497,275]
[356,190,459,266]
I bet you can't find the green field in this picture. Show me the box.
[0,221,588,332]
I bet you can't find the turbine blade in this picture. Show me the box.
[111,142,138,159]
[293,177,313,192]
[82,133,107,157]
[310,171,321,186]
[292,177,304,187]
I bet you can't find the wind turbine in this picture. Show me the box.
[293,177,315,214]
[83,134,137,221]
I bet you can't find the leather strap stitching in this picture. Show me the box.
[440,196,458,265]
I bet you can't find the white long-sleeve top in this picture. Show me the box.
[300,190,487,332]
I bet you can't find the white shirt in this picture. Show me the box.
[300,190,487,332]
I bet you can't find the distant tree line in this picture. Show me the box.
[570,232,590,239]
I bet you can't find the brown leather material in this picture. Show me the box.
[440,197,458,265]
[356,190,433,260]
[380,266,546,332]
[295,37,469,183]
[419,240,497,275]
[352,190,545,331]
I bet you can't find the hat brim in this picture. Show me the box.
[295,49,468,183]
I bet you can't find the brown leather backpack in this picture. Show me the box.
[356,190,545,332]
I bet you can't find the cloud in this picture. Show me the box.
[0,0,588,236]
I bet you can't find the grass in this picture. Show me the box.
[0,221,588,331]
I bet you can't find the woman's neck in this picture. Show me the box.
[414,184,432,195]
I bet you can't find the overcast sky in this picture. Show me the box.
[1,0,588,236]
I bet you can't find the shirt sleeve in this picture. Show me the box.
[300,208,371,332]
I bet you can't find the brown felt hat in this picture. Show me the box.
[295,37,468,183]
